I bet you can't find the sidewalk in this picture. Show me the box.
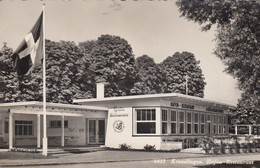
[0,149,260,167]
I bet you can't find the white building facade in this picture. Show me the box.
[0,85,233,151]
[74,85,232,150]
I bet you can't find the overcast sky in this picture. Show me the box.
[0,0,242,105]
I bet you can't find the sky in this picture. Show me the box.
[0,0,242,105]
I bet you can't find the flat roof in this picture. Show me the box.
[73,93,234,108]
[0,101,108,111]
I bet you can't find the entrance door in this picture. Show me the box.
[88,119,105,144]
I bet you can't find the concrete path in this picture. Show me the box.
[0,149,259,167]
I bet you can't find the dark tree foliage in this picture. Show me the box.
[130,55,164,95]
[80,34,137,97]
[0,43,20,102]
[160,52,206,97]
[0,40,86,104]
[176,0,260,124]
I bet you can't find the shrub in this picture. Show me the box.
[119,143,131,150]
[198,137,214,154]
[143,144,156,151]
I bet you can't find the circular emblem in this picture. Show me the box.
[113,120,125,133]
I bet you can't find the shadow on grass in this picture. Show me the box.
[0,152,55,160]
[195,161,260,168]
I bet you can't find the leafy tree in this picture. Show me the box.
[80,34,137,97]
[160,52,206,97]
[0,43,20,102]
[44,40,86,103]
[176,0,260,124]
[130,55,163,95]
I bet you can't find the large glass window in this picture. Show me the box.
[15,121,33,136]
[200,114,205,134]
[50,120,68,128]
[194,113,199,134]
[218,116,222,134]
[162,109,168,134]
[213,115,217,134]
[136,109,156,134]
[179,111,185,134]
[186,112,192,134]
[170,111,177,134]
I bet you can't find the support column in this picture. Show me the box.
[235,125,238,135]
[61,115,64,147]
[37,114,41,148]
[249,125,252,135]
[9,112,13,149]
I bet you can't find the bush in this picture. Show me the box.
[198,137,214,154]
[119,143,131,150]
[143,144,156,151]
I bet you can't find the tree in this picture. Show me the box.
[0,43,20,102]
[44,40,86,103]
[176,0,260,124]
[160,52,206,97]
[80,34,137,97]
[130,55,164,95]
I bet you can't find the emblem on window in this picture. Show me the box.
[113,120,125,133]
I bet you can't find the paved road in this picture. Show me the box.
[21,153,260,168]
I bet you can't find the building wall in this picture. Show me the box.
[105,107,161,149]
[0,107,108,147]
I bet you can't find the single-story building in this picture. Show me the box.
[0,101,107,148]
[0,83,233,151]
[73,83,232,150]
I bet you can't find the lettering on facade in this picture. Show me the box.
[113,107,125,113]
[113,120,125,133]
[206,107,224,113]
[110,113,128,117]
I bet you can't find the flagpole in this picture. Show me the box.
[42,3,48,156]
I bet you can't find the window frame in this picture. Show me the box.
[161,109,168,134]
[170,110,177,134]
[186,112,192,134]
[135,108,156,135]
[15,120,33,136]
[179,111,185,134]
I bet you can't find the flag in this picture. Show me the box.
[12,12,43,75]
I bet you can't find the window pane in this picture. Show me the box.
[207,114,211,121]
[187,124,191,134]
[171,111,176,121]
[194,124,198,134]
[179,112,184,122]
[162,110,167,121]
[201,124,205,134]
[137,122,155,134]
[64,121,68,128]
[152,110,156,120]
[187,113,191,122]
[23,125,27,135]
[201,114,205,123]
[171,123,176,134]
[162,123,167,134]
[195,113,199,123]
[18,125,23,135]
[147,110,151,120]
[142,110,146,120]
[180,123,184,134]
[219,125,222,134]
[137,110,141,120]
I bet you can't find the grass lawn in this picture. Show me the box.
[0,152,55,160]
